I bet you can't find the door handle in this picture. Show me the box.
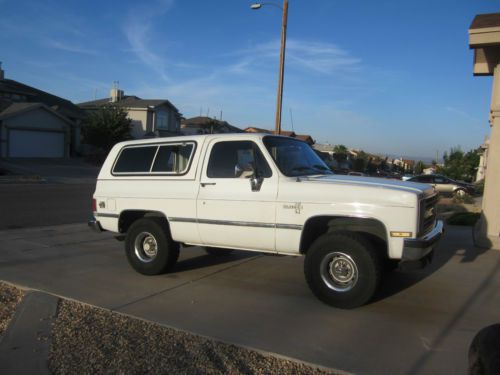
[200,182,216,187]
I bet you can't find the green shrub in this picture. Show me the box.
[447,212,480,226]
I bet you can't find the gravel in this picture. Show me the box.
[50,300,337,375]
[0,282,24,337]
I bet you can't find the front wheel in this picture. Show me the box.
[304,232,381,309]
[125,218,179,275]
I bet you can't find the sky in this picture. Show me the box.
[1,0,498,160]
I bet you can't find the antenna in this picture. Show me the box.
[289,108,294,132]
[220,110,223,121]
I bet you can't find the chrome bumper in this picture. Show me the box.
[402,220,444,262]
[88,218,104,232]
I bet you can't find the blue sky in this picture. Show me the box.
[1,0,498,160]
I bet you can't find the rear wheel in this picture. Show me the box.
[304,232,381,309]
[454,188,467,197]
[125,218,179,275]
[204,247,234,256]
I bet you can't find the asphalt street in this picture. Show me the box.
[0,183,94,229]
[0,223,499,374]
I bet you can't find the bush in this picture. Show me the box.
[447,212,480,226]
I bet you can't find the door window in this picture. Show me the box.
[207,141,272,178]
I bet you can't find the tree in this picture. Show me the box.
[414,160,425,175]
[82,105,132,152]
[439,147,480,182]
[333,144,348,164]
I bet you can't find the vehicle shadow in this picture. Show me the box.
[173,248,257,273]
[372,225,487,303]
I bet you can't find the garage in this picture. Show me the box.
[0,103,70,159]
[8,130,65,158]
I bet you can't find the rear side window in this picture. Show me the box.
[112,142,196,175]
[152,144,194,173]
[113,146,157,173]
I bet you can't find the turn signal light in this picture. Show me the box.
[390,231,412,238]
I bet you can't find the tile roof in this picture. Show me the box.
[470,13,500,30]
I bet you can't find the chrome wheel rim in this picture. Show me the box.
[320,252,358,292]
[134,232,158,263]
[456,189,466,197]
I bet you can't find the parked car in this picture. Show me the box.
[347,171,365,177]
[89,133,443,309]
[408,174,475,196]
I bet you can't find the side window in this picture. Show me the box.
[207,141,272,179]
[434,176,446,184]
[152,144,194,174]
[113,146,158,173]
[113,143,195,174]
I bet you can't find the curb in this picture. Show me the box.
[0,291,59,374]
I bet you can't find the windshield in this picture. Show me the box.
[263,136,333,177]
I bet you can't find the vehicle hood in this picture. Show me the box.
[302,174,434,196]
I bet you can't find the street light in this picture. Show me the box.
[251,0,289,135]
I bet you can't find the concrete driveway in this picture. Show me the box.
[0,223,499,374]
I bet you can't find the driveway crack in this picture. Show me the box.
[111,255,263,311]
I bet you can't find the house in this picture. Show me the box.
[243,127,315,145]
[0,65,84,158]
[78,85,181,139]
[476,137,489,181]
[181,117,243,135]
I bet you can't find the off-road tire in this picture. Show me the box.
[304,232,381,309]
[204,247,234,256]
[125,218,179,275]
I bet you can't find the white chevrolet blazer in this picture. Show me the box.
[89,133,443,308]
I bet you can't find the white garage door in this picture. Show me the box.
[9,130,65,158]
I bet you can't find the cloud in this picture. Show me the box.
[229,39,362,76]
[122,0,175,82]
[445,106,480,124]
[45,39,99,55]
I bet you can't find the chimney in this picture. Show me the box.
[0,62,4,80]
[110,81,124,103]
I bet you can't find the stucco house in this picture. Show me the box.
[78,86,182,139]
[244,127,315,145]
[181,116,243,135]
[0,65,84,158]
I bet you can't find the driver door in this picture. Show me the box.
[196,139,278,252]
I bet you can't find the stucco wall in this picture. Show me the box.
[127,109,149,138]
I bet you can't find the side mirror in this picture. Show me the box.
[250,175,264,192]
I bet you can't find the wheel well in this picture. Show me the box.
[299,216,388,257]
[118,210,168,233]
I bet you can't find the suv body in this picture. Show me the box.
[408,174,475,196]
[89,133,443,308]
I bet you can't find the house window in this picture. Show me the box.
[156,110,169,130]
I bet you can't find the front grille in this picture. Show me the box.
[419,193,439,237]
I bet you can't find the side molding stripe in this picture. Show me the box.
[169,217,302,230]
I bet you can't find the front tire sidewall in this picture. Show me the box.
[305,233,380,309]
[125,218,178,275]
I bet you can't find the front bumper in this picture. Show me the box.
[399,220,444,270]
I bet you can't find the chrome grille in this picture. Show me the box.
[419,194,438,237]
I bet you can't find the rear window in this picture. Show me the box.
[112,142,196,175]
[113,146,157,173]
